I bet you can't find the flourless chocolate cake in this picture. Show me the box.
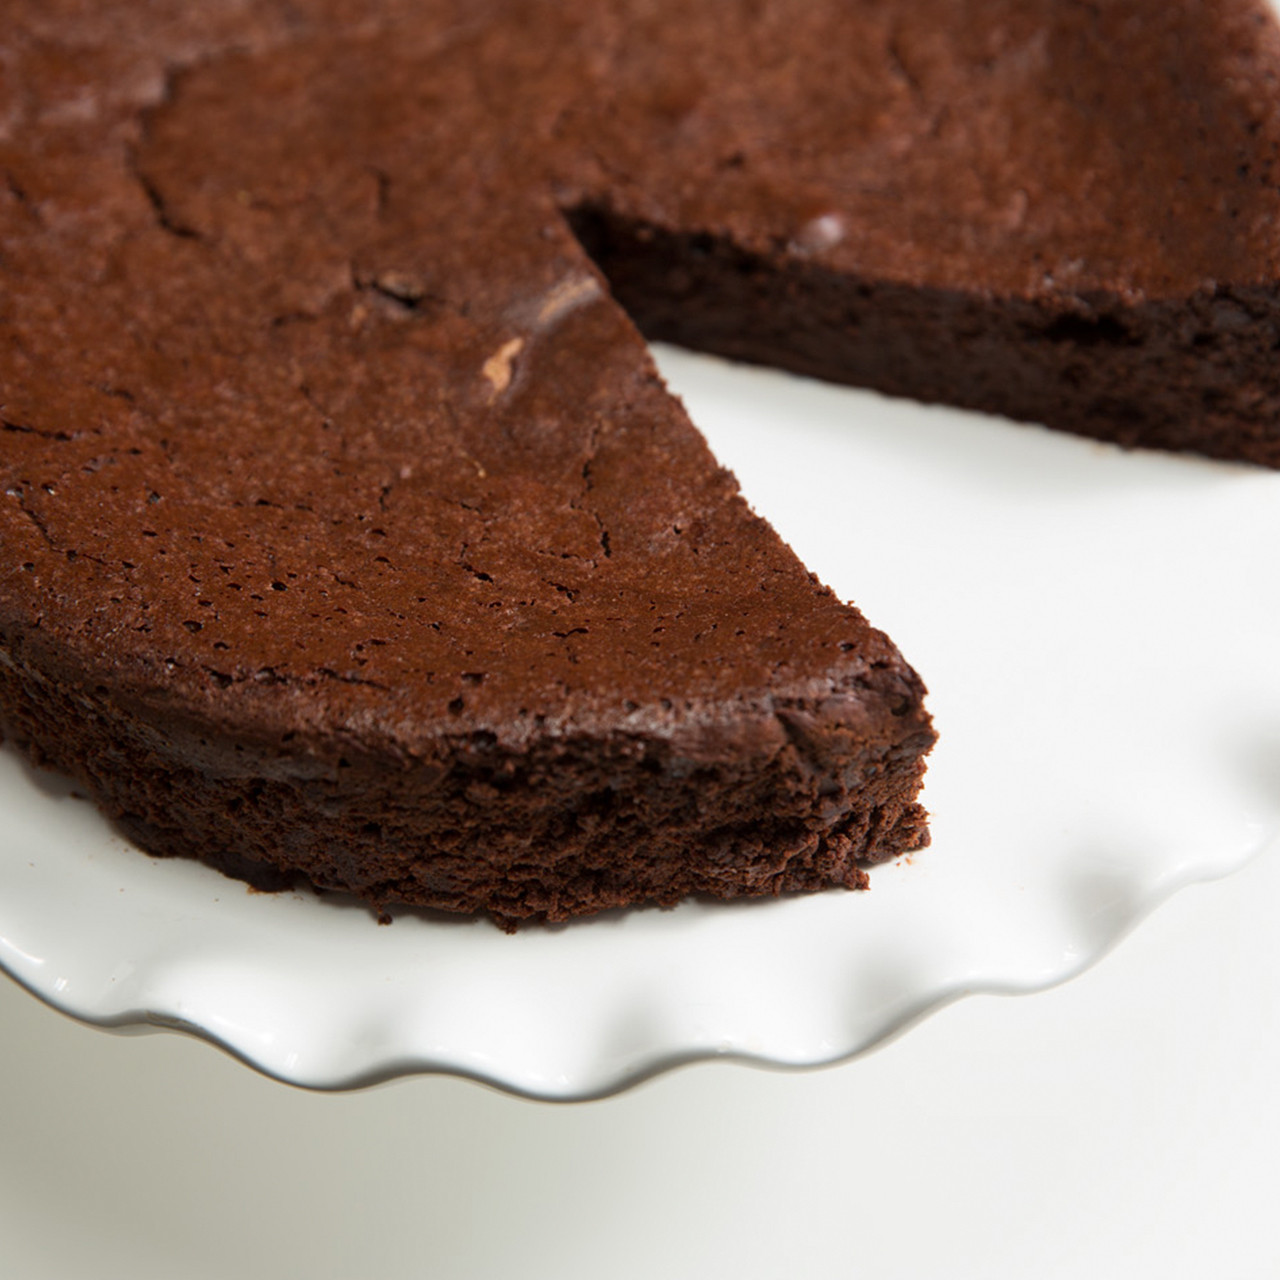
[3,0,1279,925]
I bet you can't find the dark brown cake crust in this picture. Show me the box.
[5,0,1280,923]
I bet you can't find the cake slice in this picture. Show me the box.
[0,10,933,925]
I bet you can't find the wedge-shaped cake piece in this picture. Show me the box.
[0,7,933,924]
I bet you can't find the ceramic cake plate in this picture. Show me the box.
[2,346,1278,1100]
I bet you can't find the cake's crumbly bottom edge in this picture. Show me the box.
[0,659,934,931]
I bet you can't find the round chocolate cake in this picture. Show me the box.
[3,0,1279,924]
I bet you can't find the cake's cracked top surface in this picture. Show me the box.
[2,0,928,757]
[556,0,1280,297]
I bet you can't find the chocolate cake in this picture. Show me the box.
[3,0,1279,925]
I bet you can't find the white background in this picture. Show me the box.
[3,836,1278,1279]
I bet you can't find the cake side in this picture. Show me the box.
[0,629,933,926]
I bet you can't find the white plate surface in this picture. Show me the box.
[2,344,1279,1099]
